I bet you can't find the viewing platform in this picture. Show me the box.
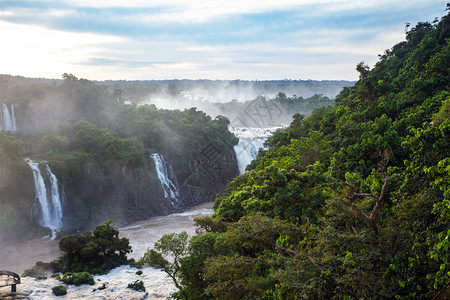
[0,271,20,294]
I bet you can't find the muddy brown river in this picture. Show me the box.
[0,202,213,275]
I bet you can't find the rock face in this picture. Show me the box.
[1,125,238,242]
[59,156,176,231]
[179,140,239,206]
[46,149,238,232]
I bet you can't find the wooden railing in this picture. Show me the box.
[0,270,20,293]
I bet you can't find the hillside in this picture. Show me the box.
[164,9,450,299]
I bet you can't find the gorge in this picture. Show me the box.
[1,78,344,243]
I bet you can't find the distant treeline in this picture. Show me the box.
[0,75,354,102]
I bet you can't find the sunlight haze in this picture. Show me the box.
[0,0,445,80]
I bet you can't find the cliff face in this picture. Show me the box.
[179,140,239,206]
[58,156,173,231]
[0,130,238,242]
[52,147,238,231]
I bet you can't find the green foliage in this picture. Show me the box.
[140,249,168,268]
[193,215,228,234]
[52,285,67,296]
[61,272,94,286]
[54,221,131,274]
[127,280,146,292]
[0,133,35,242]
[427,156,450,288]
[139,231,189,289]
[215,163,328,223]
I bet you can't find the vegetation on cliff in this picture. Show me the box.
[149,9,450,299]
[0,133,36,239]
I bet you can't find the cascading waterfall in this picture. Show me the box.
[46,164,63,229]
[151,153,180,204]
[0,103,17,132]
[26,160,64,236]
[234,137,267,174]
[10,104,17,132]
[231,127,278,174]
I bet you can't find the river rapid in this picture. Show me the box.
[0,203,213,299]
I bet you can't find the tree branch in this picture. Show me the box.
[369,175,389,222]
[350,193,378,200]
[275,243,296,254]
[336,197,371,223]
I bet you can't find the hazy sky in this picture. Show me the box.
[0,1,446,81]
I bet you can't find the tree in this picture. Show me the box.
[56,220,131,274]
[140,231,189,289]
[356,61,370,79]
[62,73,78,81]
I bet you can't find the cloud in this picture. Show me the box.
[0,0,446,80]
[80,57,175,68]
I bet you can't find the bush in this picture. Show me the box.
[136,270,143,275]
[127,280,146,292]
[52,285,67,296]
[61,272,94,286]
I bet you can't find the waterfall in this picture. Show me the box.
[231,127,279,174]
[26,160,64,236]
[10,104,17,132]
[0,103,17,132]
[151,153,180,204]
[46,165,63,229]
[234,137,267,174]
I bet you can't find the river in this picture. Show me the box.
[0,203,213,299]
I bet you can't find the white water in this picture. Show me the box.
[10,265,176,299]
[0,103,17,132]
[10,104,17,132]
[231,127,279,174]
[151,153,180,204]
[26,160,64,236]
[0,203,213,299]
[46,165,63,230]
